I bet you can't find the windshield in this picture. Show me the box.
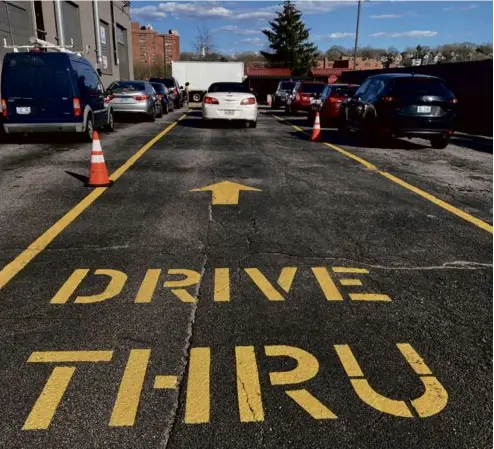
[2,53,73,99]
[279,82,295,92]
[330,86,357,97]
[150,83,167,93]
[109,81,146,93]
[208,83,251,93]
[391,78,454,98]
[300,83,326,94]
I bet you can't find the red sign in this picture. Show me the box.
[329,74,338,83]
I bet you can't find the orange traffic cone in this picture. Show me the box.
[311,111,322,142]
[86,131,112,187]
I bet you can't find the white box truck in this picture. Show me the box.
[172,61,245,103]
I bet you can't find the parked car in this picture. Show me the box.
[272,80,296,109]
[202,82,257,128]
[339,73,457,148]
[150,82,173,115]
[286,81,326,114]
[308,84,359,125]
[1,50,114,141]
[149,77,184,109]
[106,81,161,121]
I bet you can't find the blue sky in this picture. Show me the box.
[130,1,493,55]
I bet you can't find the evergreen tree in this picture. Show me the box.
[261,1,318,75]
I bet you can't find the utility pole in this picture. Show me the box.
[353,0,362,71]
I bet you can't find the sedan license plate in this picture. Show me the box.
[224,110,235,116]
[118,98,135,103]
[417,105,431,113]
[16,107,31,115]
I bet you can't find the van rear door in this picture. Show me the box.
[1,52,75,124]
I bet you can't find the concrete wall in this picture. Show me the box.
[340,60,493,136]
[1,1,133,88]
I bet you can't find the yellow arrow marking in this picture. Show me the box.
[191,181,261,205]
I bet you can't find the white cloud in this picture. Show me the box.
[215,25,260,35]
[130,6,167,20]
[371,14,403,19]
[238,37,263,44]
[295,1,356,15]
[235,10,276,20]
[314,32,355,40]
[443,4,478,11]
[371,30,438,38]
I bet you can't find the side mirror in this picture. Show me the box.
[180,86,184,90]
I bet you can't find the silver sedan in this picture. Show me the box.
[106,81,162,121]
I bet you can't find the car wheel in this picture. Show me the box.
[164,103,169,115]
[248,120,257,128]
[175,98,181,109]
[157,105,163,118]
[104,111,115,132]
[192,93,202,102]
[430,136,450,149]
[148,108,156,122]
[82,115,94,142]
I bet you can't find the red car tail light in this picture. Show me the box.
[241,97,256,105]
[328,97,340,103]
[1,99,7,117]
[381,96,394,102]
[135,95,149,101]
[203,96,219,105]
[295,92,301,101]
[73,97,81,117]
[450,98,458,104]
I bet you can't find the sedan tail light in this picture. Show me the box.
[1,99,6,118]
[296,92,301,101]
[203,96,219,105]
[135,95,149,101]
[73,97,81,117]
[381,96,395,102]
[241,97,256,105]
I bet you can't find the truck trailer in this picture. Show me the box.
[172,61,245,103]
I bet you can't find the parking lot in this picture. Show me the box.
[0,106,491,449]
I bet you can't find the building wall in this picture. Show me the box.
[1,1,133,88]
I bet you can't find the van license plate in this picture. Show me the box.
[16,107,31,115]
[417,105,431,113]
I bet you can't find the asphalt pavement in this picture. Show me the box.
[0,107,491,449]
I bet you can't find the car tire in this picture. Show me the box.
[157,105,163,118]
[82,114,94,142]
[430,136,450,149]
[148,108,156,122]
[104,111,115,132]
[192,92,202,102]
[248,120,257,128]
[175,98,181,109]
[164,103,169,115]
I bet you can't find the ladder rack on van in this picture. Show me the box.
[3,37,87,57]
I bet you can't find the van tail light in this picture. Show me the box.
[1,99,6,118]
[381,96,394,102]
[203,96,219,105]
[135,95,149,101]
[73,97,81,117]
[241,97,256,105]
[450,98,458,104]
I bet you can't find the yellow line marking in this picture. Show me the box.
[397,343,432,376]
[339,278,363,286]
[235,346,264,422]
[110,349,151,427]
[153,375,178,389]
[135,269,162,303]
[23,366,76,430]
[349,293,392,302]
[273,114,493,234]
[285,390,337,419]
[332,267,369,274]
[0,118,184,290]
[28,350,113,363]
[333,344,364,378]
[214,268,230,302]
[311,267,344,301]
[185,347,211,424]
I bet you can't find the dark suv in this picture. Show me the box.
[1,51,114,141]
[339,73,457,148]
[149,77,183,109]
[272,80,296,109]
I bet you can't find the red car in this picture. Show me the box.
[286,81,326,114]
[308,84,359,125]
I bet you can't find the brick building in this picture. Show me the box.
[317,56,394,71]
[131,22,179,67]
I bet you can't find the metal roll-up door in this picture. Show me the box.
[116,24,129,80]
[99,20,112,75]
[61,1,82,49]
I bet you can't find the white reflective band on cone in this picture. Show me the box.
[91,155,105,163]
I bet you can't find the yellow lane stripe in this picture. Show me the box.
[0,116,186,290]
[273,114,493,234]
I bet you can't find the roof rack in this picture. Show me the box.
[3,37,88,57]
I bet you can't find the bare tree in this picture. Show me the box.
[193,25,216,60]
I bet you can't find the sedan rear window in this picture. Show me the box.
[300,83,326,94]
[391,78,454,98]
[208,83,251,93]
[109,81,146,93]
[330,86,357,97]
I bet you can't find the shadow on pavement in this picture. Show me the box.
[65,171,89,185]
[178,117,249,129]
[451,135,493,154]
